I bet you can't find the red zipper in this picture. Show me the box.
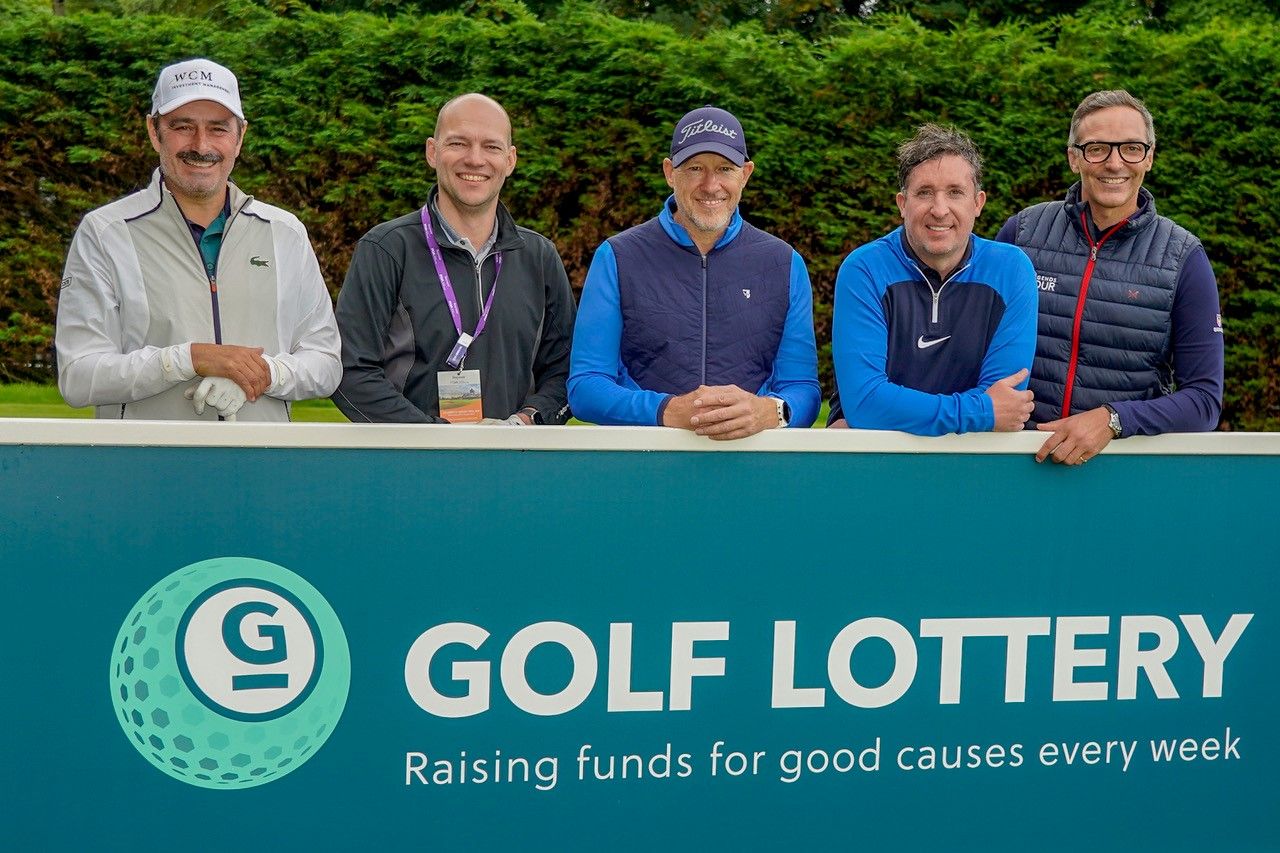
[1060,211,1128,417]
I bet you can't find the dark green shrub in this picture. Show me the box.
[2,2,1276,426]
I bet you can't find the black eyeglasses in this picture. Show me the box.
[1071,141,1152,163]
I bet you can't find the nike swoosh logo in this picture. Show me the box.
[917,335,952,349]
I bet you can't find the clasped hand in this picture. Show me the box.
[664,385,778,441]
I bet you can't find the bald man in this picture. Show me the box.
[333,93,576,424]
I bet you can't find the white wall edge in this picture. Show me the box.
[1,418,1277,455]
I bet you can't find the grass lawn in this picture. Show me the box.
[0,383,347,421]
[0,383,831,425]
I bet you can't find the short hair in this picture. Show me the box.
[896,124,983,193]
[1068,90,1155,147]
[433,93,512,145]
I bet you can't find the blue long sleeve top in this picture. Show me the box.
[831,227,1038,435]
[568,199,820,427]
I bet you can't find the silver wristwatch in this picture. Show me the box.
[1103,404,1122,438]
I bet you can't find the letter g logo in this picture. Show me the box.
[178,579,324,721]
[223,601,290,690]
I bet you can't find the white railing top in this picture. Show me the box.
[1,418,1277,455]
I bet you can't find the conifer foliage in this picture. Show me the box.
[1,1,1276,426]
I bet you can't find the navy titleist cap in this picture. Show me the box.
[670,105,748,167]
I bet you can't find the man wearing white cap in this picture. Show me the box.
[56,58,340,420]
[568,105,820,439]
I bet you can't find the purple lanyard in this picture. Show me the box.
[421,205,502,369]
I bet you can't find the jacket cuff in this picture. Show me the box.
[656,394,673,426]
[161,343,196,383]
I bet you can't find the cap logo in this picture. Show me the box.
[152,59,244,120]
[679,119,739,145]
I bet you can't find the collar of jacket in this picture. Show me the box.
[889,225,975,286]
[147,167,254,223]
[657,194,744,252]
[425,185,525,254]
[1063,181,1156,242]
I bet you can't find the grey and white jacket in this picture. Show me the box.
[56,169,341,420]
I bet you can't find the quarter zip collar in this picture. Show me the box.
[896,228,973,288]
[429,196,498,260]
[658,194,743,253]
[893,227,973,324]
[425,185,524,255]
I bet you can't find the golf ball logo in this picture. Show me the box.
[109,557,350,789]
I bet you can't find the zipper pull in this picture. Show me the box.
[1090,246,1098,261]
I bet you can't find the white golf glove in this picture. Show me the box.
[184,377,247,419]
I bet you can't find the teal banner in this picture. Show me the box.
[1,427,1274,851]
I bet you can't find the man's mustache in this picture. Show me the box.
[178,151,224,166]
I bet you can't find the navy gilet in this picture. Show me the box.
[1011,186,1197,422]
[608,216,791,395]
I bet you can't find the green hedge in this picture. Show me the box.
[2,1,1277,427]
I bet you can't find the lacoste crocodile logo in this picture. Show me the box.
[917,335,952,349]
[250,256,271,268]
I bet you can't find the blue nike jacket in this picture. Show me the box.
[831,227,1037,435]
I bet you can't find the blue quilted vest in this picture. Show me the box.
[1010,185,1198,422]
[609,215,792,395]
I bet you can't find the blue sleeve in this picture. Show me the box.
[832,247,1034,436]
[1109,245,1223,435]
[757,251,820,428]
[567,241,672,425]
[975,248,1038,395]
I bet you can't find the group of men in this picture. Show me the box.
[56,59,1224,463]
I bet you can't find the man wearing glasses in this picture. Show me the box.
[996,90,1223,465]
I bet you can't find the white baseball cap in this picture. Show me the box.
[151,58,244,120]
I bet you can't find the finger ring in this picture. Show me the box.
[1078,454,1087,463]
